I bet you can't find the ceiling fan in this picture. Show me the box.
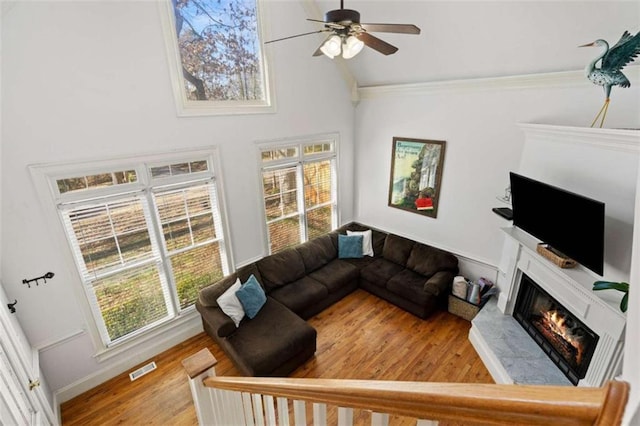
[265,0,421,59]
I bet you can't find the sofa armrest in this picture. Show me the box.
[198,304,237,338]
[423,271,455,296]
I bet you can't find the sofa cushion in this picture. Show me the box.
[257,248,306,292]
[269,276,329,315]
[216,278,244,327]
[347,230,374,256]
[199,273,238,308]
[296,235,337,272]
[386,269,433,306]
[198,263,263,308]
[308,259,359,293]
[382,234,415,266]
[333,223,387,257]
[406,243,459,277]
[225,297,317,376]
[236,275,267,319]
[338,234,363,258]
[360,258,405,288]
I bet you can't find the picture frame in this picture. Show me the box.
[388,137,446,218]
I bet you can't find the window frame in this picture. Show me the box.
[257,134,339,254]
[29,147,234,359]
[158,0,276,117]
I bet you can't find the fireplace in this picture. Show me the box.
[513,274,599,385]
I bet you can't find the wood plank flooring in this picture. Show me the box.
[60,290,493,425]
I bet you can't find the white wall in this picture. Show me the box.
[353,79,640,272]
[518,127,638,283]
[1,0,355,396]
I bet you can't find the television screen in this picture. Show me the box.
[509,172,605,276]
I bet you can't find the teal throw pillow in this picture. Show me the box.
[235,274,267,319]
[338,234,364,259]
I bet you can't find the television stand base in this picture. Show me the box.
[536,243,577,269]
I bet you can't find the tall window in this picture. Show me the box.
[161,0,273,115]
[260,137,338,253]
[51,154,229,346]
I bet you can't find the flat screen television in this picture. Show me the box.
[509,172,605,276]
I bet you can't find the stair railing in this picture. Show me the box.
[183,348,629,426]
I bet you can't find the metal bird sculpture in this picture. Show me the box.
[580,31,640,128]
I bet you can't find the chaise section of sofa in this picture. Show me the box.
[196,263,317,376]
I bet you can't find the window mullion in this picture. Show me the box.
[208,183,230,277]
[296,162,307,243]
[145,190,179,318]
[105,204,125,266]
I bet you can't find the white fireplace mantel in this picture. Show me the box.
[517,123,640,153]
[469,123,634,387]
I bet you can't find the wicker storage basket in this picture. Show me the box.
[448,294,482,321]
[536,243,577,269]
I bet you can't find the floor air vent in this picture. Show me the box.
[129,362,157,381]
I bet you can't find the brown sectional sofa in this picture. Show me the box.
[196,222,459,377]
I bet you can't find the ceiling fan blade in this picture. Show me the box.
[265,29,328,44]
[307,18,345,30]
[360,23,421,34]
[357,32,398,55]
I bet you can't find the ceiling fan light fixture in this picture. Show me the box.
[342,35,364,59]
[320,35,342,58]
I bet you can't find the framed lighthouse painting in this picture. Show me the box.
[388,137,446,218]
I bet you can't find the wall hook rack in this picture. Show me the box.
[7,300,17,314]
[22,272,55,288]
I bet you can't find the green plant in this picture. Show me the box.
[593,281,629,312]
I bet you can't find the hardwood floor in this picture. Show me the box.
[60,290,493,425]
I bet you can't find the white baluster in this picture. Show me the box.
[264,395,277,426]
[252,393,265,426]
[242,392,255,426]
[371,412,389,426]
[276,397,289,426]
[338,407,354,426]
[313,403,327,426]
[293,400,306,426]
[416,419,439,426]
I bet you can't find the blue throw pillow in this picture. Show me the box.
[338,234,364,259]
[235,274,267,319]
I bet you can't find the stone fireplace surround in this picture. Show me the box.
[469,227,626,387]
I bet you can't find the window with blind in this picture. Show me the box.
[53,153,230,347]
[260,138,337,254]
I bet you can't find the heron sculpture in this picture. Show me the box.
[580,31,640,128]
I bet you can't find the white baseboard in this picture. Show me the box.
[468,325,513,385]
[54,315,203,404]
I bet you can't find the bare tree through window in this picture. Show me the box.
[171,0,265,101]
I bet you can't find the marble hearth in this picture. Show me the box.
[469,227,626,387]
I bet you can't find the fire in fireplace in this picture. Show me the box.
[513,274,599,385]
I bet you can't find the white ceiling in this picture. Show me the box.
[272,1,640,87]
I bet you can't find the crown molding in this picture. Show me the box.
[356,65,640,101]
[518,122,640,153]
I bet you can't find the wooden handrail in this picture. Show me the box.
[204,376,629,425]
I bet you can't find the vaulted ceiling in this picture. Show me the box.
[269,1,640,88]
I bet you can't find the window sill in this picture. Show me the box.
[92,308,201,363]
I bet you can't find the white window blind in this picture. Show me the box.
[260,137,337,254]
[61,196,172,344]
[153,182,228,309]
[52,151,230,348]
